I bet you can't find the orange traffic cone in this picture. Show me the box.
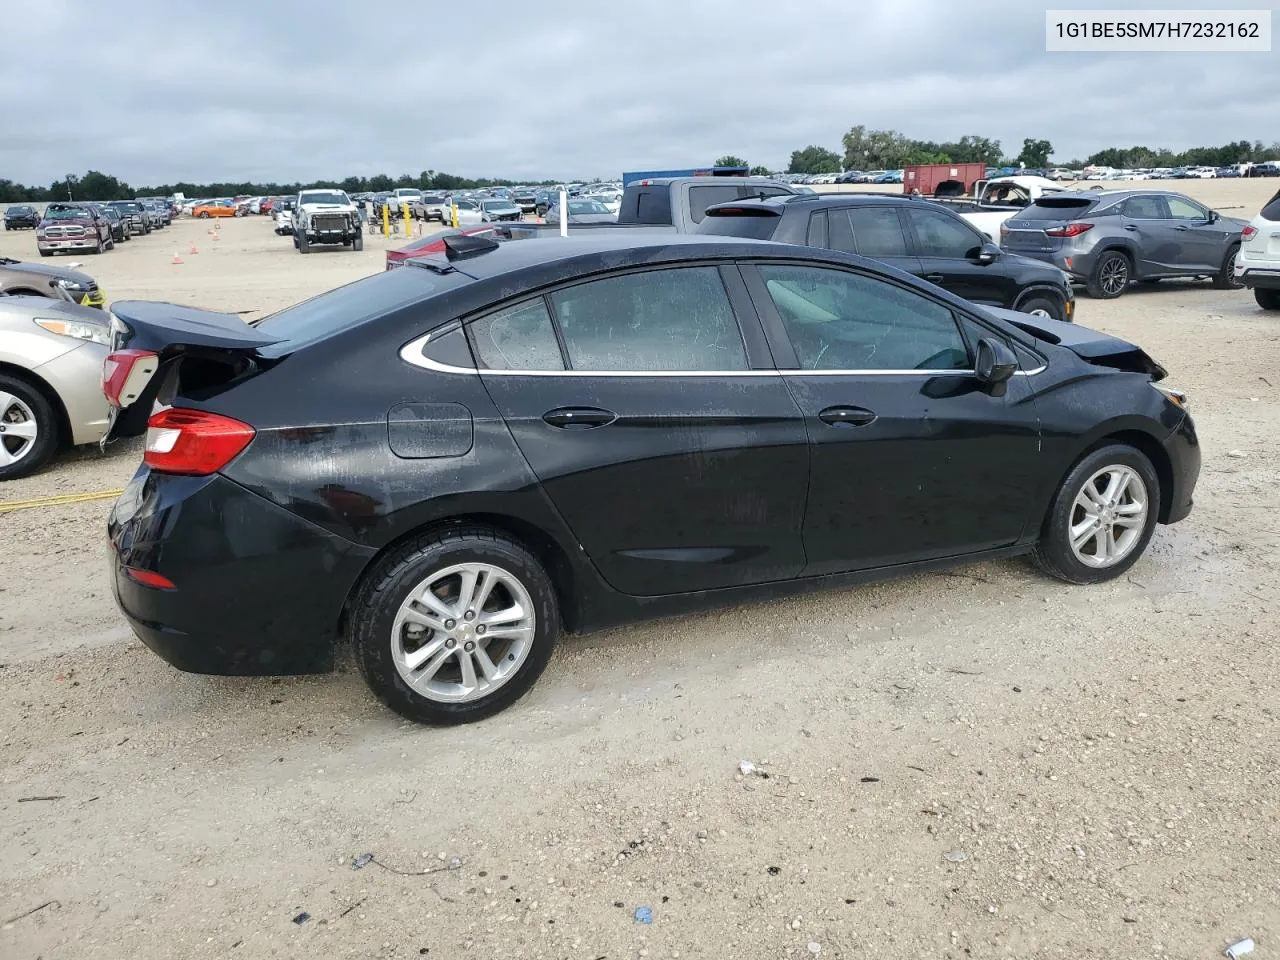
[189,243,199,254]
[171,252,184,264]
[211,232,219,242]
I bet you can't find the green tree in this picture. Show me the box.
[1016,138,1053,167]
[787,145,842,175]
[714,155,748,169]
[748,165,771,176]
[939,135,1003,166]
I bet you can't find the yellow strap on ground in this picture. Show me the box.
[0,489,125,513]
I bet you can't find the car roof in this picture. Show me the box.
[413,233,883,282]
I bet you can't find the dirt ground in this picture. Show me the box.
[1,185,1277,960]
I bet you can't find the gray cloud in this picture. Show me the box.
[1,0,1274,186]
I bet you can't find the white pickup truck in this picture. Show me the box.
[930,176,1065,240]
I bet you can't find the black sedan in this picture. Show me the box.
[103,234,1199,724]
[4,204,41,229]
[697,194,1076,322]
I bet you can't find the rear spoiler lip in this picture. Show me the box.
[110,300,284,353]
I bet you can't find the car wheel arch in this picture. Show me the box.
[0,361,72,450]
[1048,424,1176,528]
[338,513,586,640]
[1011,285,1066,315]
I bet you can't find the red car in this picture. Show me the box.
[385,225,520,270]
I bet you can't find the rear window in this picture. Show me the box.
[687,185,744,223]
[1018,198,1096,220]
[1261,190,1280,222]
[622,186,672,224]
[695,208,781,240]
[255,267,465,356]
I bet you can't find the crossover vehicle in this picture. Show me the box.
[4,205,41,229]
[0,296,111,479]
[1001,190,1245,298]
[1233,188,1280,310]
[192,200,237,218]
[90,204,130,244]
[480,198,522,222]
[104,235,1197,724]
[107,200,152,235]
[697,194,1075,322]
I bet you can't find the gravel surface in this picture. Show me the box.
[1,197,1278,959]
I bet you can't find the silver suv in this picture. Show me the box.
[1000,190,1247,299]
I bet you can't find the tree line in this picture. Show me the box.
[784,129,1280,174]
[0,169,562,204]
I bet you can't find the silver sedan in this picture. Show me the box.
[0,296,111,479]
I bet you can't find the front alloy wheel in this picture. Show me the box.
[1032,444,1159,583]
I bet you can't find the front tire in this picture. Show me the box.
[0,374,58,480]
[353,232,364,251]
[1255,287,1280,310]
[297,232,310,254]
[351,527,560,725]
[1031,444,1160,584]
[1212,244,1243,290]
[1086,250,1131,299]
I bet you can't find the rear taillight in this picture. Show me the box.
[102,349,159,407]
[1045,222,1094,238]
[144,408,255,476]
[999,222,1010,237]
[1242,225,1258,241]
[125,567,176,590]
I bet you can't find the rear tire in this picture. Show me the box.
[1086,250,1131,299]
[351,527,560,725]
[0,373,59,481]
[1256,287,1280,310]
[1016,295,1065,322]
[1031,444,1160,584]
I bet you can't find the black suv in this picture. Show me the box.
[696,194,1075,321]
[4,205,41,229]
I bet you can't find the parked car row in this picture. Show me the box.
[1,198,173,257]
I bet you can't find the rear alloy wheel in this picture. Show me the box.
[0,375,57,480]
[1086,251,1131,299]
[352,528,559,724]
[1017,296,1064,322]
[1255,287,1280,310]
[1212,244,1243,290]
[1032,444,1159,584]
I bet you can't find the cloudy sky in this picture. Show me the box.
[1,0,1271,186]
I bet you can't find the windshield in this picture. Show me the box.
[109,201,142,212]
[300,192,349,206]
[569,200,610,214]
[482,200,513,209]
[43,206,91,219]
[254,266,462,355]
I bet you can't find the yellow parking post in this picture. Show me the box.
[382,202,390,238]
[451,203,459,229]
[402,201,411,234]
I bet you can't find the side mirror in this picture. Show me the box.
[975,337,1018,397]
[972,241,1001,264]
[1207,210,1220,223]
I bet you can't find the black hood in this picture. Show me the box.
[985,307,1166,379]
[0,257,97,288]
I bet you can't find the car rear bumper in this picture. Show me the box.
[1234,261,1280,290]
[108,470,377,675]
[1161,412,1199,524]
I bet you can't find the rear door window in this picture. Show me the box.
[846,207,911,257]
[470,299,565,371]
[548,267,748,371]
[1123,195,1167,219]
[806,210,828,246]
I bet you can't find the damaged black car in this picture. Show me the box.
[103,234,1199,724]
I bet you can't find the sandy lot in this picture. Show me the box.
[1,187,1278,960]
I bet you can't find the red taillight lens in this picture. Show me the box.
[125,567,176,590]
[102,349,159,408]
[999,222,1010,237]
[1044,222,1094,238]
[144,408,255,476]
[1241,225,1258,241]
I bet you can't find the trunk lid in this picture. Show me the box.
[1001,195,1097,254]
[103,301,282,443]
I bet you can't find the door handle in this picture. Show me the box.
[1124,224,1138,231]
[1173,225,1189,231]
[542,406,617,429]
[924,273,944,282]
[818,406,876,427]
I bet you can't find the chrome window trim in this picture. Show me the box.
[399,330,1046,378]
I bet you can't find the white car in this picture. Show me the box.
[586,191,621,215]
[292,189,362,253]
[1234,190,1280,310]
[1185,166,1218,179]
[274,206,294,235]
[439,198,484,226]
